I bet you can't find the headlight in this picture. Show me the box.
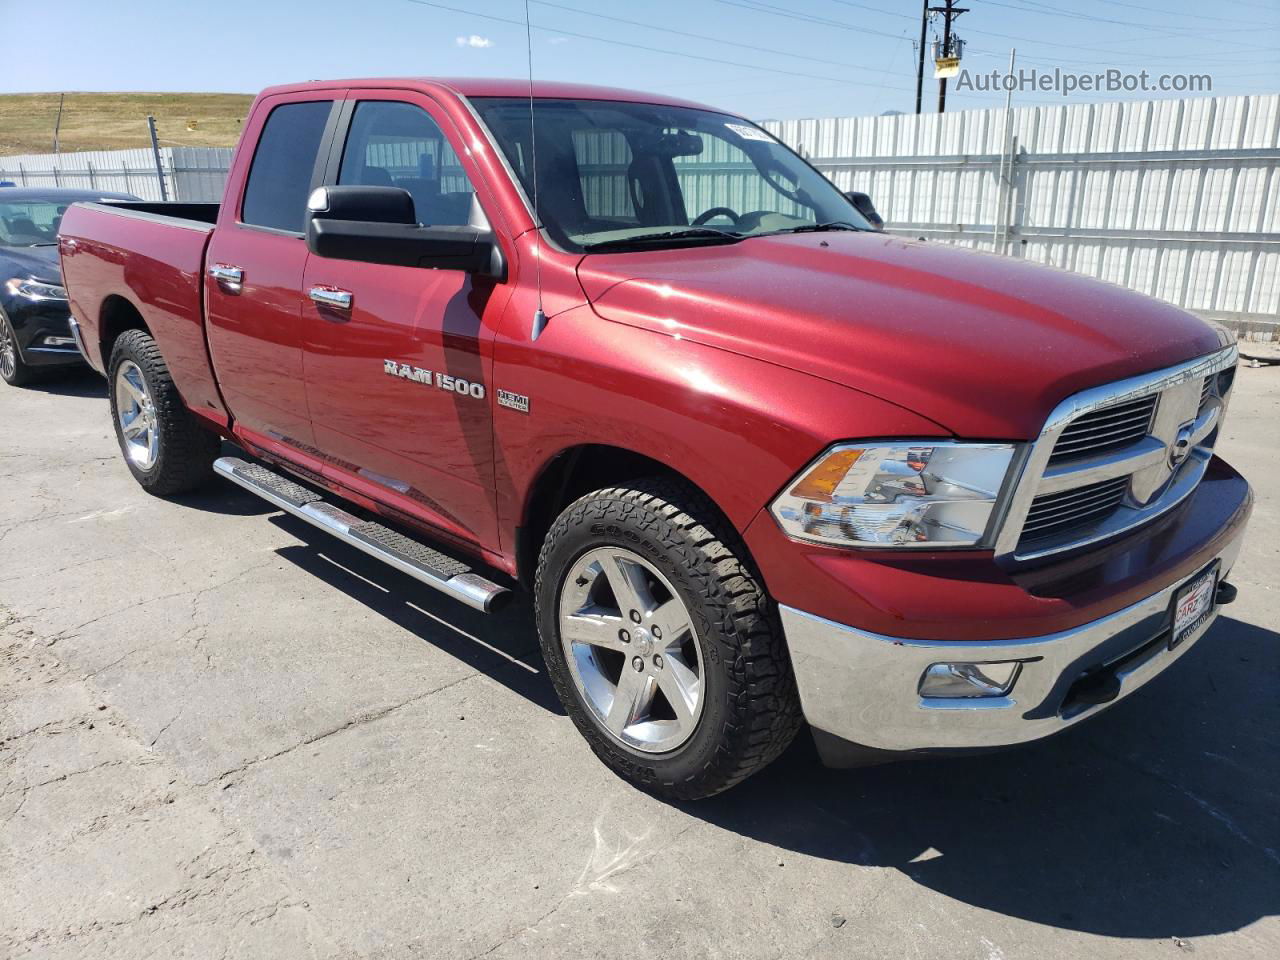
[770,442,1016,548]
[5,277,68,301]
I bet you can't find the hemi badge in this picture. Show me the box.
[497,389,530,414]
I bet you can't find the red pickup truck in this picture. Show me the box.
[59,78,1251,799]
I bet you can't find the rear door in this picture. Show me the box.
[204,92,342,452]
[299,91,509,549]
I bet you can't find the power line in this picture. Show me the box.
[1224,0,1280,11]
[1097,0,1278,26]
[960,45,1280,68]
[986,0,1270,37]
[825,0,915,19]
[872,25,915,114]
[713,0,914,42]
[833,0,1278,29]
[958,17,1278,58]
[527,0,896,75]
[403,0,892,88]
[813,0,1279,61]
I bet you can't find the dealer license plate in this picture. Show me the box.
[1170,564,1218,650]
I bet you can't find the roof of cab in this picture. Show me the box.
[253,77,729,115]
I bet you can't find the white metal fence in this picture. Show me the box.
[763,93,1280,340]
[3,93,1276,338]
[0,147,233,202]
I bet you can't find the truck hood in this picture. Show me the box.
[576,232,1227,439]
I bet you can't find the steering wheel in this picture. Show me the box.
[691,206,742,227]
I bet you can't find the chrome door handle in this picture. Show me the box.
[309,286,353,311]
[209,263,243,294]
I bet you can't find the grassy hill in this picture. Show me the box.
[0,93,254,156]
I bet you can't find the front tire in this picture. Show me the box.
[108,329,219,495]
[535,478,802,800]
[0,310,36,387]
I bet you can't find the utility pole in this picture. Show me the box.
[915,0,929,115]
[51,94,64,156]
[994,48,1017,254]
[147,116,169,201]
[929,0,968,113]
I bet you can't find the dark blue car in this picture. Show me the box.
[1,187,138,386]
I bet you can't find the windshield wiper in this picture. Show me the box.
[581,227,744,252]
[769,221,864,235]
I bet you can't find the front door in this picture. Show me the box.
[205,94,339,451]
[300,93,508,549]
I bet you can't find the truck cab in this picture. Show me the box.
[57,78,1251,799]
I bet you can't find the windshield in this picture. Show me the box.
[0,200,70,247]
[470,97,869,253]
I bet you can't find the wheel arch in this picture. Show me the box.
[98,294,150,368]
[516,443,736,590]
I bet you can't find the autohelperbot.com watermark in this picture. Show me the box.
[955,67,1213,98]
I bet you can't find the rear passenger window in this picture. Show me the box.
[339,101,477,226]
[241,101,331,233]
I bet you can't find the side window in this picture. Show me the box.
[338,101,477,227]
[241,100,332,233]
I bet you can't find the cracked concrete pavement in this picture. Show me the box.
[2,366,1278,959]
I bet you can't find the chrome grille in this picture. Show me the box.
[997,345,1239,563]
[1020,477,1130,543]
[1047,394,1157,465]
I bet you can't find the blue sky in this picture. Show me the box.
[4,0,1278,119]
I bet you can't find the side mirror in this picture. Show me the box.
[309,184,416,225]
[305,186,504,279]
[844,191,884,231]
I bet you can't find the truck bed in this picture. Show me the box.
[93,199,220,227]
[59,200,229,426]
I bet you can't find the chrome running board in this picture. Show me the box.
[214,456,510,613]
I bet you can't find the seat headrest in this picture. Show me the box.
[358,164,394,187]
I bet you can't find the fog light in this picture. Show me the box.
[43,335,75,347]
[919,661,1021,699]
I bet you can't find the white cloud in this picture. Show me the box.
[548,36,570,45]
[455,35,494,49]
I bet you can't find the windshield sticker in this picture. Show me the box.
[725,122,774,143]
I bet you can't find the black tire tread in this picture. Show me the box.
[535,476,803,799]
[0,311,37,387]
[109,329,219,496]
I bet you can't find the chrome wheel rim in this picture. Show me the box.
[558,546,705,754]
[114,360,159,470]
[0,318,15,380]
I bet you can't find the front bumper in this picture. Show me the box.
[780,517,1247,762]
[1,299,84,368]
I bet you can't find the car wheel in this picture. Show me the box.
[535,478,803,799]
[0,310,36,387]
[108,329,219,495]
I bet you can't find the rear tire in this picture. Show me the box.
[0,310,37,387]
[108,329,219,495]
[535,478,803,800]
